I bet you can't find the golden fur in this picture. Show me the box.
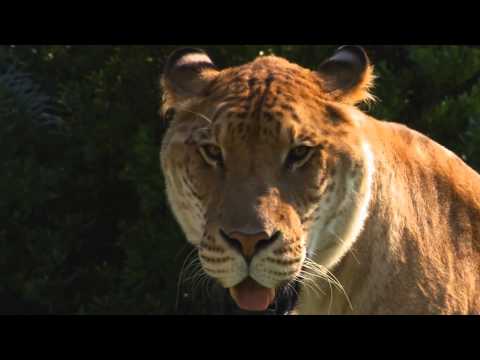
[160,48,480,314]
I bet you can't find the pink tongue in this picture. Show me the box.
[229,278,276,311]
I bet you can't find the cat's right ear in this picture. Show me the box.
[161,48,219,112]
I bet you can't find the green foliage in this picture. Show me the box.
[1,45,480,314]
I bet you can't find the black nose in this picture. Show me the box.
[219,229,281,260]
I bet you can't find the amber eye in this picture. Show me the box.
[200,144,223,165]
[287,145,313,167]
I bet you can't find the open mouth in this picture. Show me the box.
[228,277,276,311]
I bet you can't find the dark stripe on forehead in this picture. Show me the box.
[265,73,275,86]
[245,86,262,106]
[248,77,258,88]
[279,103,302,123]
[281,93,296,103]
[263,86,278,109]
[252,73,275,119]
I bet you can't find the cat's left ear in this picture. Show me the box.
[316,45,376,105]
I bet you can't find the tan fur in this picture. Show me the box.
[160,52,480,314]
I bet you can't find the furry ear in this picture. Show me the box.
[161,48,219,111]
[317,46,375,105]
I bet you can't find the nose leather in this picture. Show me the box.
[228,231,270,258]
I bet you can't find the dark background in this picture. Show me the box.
[1,45,479,314]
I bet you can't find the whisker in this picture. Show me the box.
[181,260,203,282]
[298,277,324,298]
[327,277,333,315]
[184,262,204,283]
[176,247,200,312]
[302,256,354,312]
[205,277,217,301]
[285,282,298,299]
[296,270,326,296]
[191,272,209,298]
[322,266,353,311]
